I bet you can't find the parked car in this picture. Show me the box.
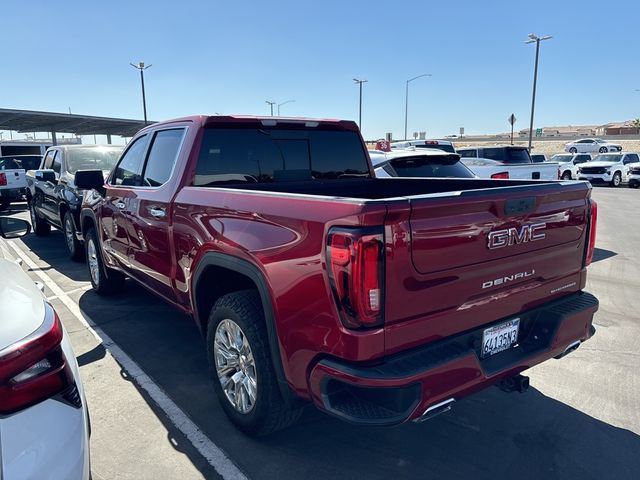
[530,154,547,163]
[0,156,28,211]
[577,152,640,187]
[26,145,123,260]
[370,149,476,178]
[551,153,592,180]
[457,145,558,180]
[0,216,90,480]
[628,164,640,188]
[564,138,622,154]
[77,115,598,436]
[390,139,456,153]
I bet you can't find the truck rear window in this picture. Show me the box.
[390,155,474,178]
[482,148,531,164]
[194,128,370,186]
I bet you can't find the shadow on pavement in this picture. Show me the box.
[77,284,640,480]
[592,247,617,263]
[20,229,89,282]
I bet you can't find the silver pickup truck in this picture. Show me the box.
[458,145,558,180]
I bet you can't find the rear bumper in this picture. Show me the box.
[308,291,598,425]
[0,188,26,201]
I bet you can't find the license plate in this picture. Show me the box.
[481,318,520,358]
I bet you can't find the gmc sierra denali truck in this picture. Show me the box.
[76,115,599,436]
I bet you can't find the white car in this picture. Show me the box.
[0,156,29,211]
[628,164,640,188]
[0,217,90,480]
[577,152,640,187]
[564,138,622,154]
[390,139,456,153]
[550,153,592,180]
[457,145,558,180]
[369,148,476,178]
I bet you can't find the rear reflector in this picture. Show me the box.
[491,172,510,179]
[585,200,598,266]
[326,227,384,329]
[0,304,73,414]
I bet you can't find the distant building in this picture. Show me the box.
[595,121,640,136]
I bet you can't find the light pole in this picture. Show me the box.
[404,74,431,141]
[353,78,367,130]
[130,61,152,125]
[265,100,276,116]
[525,33,552,152]
[277,100,295,116]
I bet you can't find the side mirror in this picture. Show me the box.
[75,169,105,190]
[35,169,57,183]
[0,217,31,239]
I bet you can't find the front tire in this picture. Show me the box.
[610,172,622,187]
[207,290,302,436]
[85,228,124,295]
[63,211,84,261]
[29,200,51,236]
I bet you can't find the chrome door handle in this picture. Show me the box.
[149,207,166,218]
[115,201,126,209]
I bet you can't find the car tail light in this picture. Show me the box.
[491,172,510,179]
[326,227,384,329]
[585,200,598,266]
[0,173,7,186]
[0,304,74,414]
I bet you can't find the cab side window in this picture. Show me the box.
[111,135,148,186]
[42,150,56,169]
[51,151,62,175]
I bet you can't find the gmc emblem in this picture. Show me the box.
[487,222,546,250]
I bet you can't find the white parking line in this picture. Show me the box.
[9,241,248,480]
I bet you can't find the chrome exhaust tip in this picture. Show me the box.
[413,398,455,423]
[554,340,581,359]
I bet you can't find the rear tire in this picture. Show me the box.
[29,200,51,236]
[63,211,84,261]
[206,290,302,436]
[85,227,124,295]
[599,146,608,153]
[561,171,572,180]
[569,147,577,153]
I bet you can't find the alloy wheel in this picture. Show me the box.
[214,319,258,414]
[87,238,100,286]
[65,216,75,253]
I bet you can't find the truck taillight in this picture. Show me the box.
[0,304,74,414]
[326,228,384,329]
[585,200,598,266]
[0,173,7,186]
[491,172,509,179]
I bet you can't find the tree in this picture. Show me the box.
[632,118,640,129]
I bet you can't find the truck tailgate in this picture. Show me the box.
[0,169,27,189]
[384,181,591,355]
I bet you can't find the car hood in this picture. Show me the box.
[0,258,46,351]
[581,161,619,168]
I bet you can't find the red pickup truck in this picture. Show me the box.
[76,115,599,435]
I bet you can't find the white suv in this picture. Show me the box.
[564,138,622,154]
[550,153,592,180]
[577,152,640,187]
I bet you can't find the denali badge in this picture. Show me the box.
[482,270,535,289]
[487,222,546,250]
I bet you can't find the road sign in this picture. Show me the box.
[508,114,516,126]
[535,128,543,137]
[459,127,464,136]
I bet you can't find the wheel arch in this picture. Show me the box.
[192,252,299,406]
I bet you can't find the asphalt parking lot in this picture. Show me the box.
[5,185,640,480]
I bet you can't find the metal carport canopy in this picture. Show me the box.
[0,108,152,137]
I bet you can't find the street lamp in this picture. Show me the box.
[130,61,152,125]
[277,100,295,116]
[404,74,431,141]
[525,33,552,152]
[353,78,368,130]
[265,100,276,116]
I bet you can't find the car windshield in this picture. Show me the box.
[593,154,620,163]
[551,154,573,163]
[66,147,123,174]
[0,158,20,170]
[389,155,474,178]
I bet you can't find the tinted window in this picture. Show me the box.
[575,155,590,164]
[627,154,639,163]
[458,149,477,158]
[551,154,573,163]
[390,155,474,178]
[142,129,184,187]
[483,148,531,164]
[66,147,123,174]
[531,154,545,163]
[43,150,56,169]
[0,158,20,170]
[111,135,148,186]
[194,128,370,186]
[13,156,43,170]
[51,151,62,174]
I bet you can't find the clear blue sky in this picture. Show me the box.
[2,0,639,141]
